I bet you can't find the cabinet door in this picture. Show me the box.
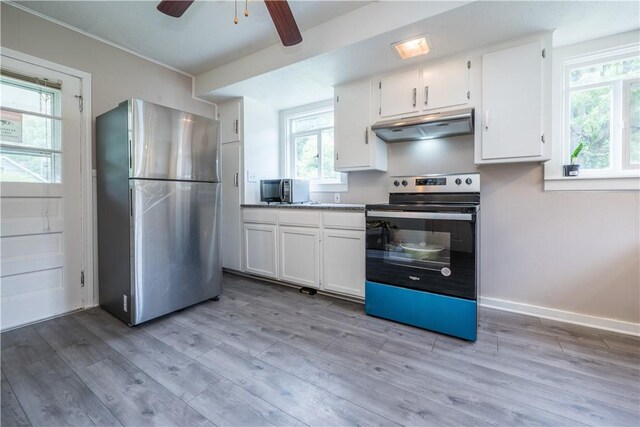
[334,81,371,170]
[481,41,544,160]
[378,69,420,118]
[221,142,241,271]
[422,58,470,111]
[243,223,277,278]
[322,229,365,297]
[218,100,241,144]
[279,226,320,288]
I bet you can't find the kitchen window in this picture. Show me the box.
[281,101,347,192]
[0,74,62,183]
[545,35,640,191]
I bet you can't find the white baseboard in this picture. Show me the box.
[480,297,640,337]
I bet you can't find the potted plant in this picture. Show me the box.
[563,142,584,177]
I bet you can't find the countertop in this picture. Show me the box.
[241,203,366,212]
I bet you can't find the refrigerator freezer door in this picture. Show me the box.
[130,99,220,182]
[131,179,221,325]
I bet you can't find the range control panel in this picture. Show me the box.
[389,173,480,193]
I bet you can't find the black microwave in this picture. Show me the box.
[260,179,310,204]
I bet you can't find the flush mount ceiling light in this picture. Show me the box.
[391,35,431,60]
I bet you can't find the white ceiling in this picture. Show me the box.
[13,0,371,75]
[12,0,640,111]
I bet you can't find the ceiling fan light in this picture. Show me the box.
[392,35,431,60]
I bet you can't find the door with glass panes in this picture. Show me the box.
[0,54,83,330]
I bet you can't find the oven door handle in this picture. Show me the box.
[367,210,474,221]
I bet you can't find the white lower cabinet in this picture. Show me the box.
[321,229,365,298]
[243,223,278,279]
[242,208,365,298]
[279,226,320,288]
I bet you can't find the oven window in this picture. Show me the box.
[366,215,476,300]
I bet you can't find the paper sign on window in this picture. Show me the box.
[0,110,22,144]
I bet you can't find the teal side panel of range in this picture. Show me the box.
[365,281,477,341]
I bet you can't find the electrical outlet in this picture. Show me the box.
[334,193,341,203]
[247,171,257,182]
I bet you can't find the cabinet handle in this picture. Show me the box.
[424,86,429,106]
[129,188,133,217]
[483,110,490,130]
[365,127,369,144]
[336,153,339,161]
[412,88,417,108]
[234,119,238,134]
[233,172,239,187]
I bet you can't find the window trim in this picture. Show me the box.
[280,100,348,193]
[622,79,640,170]
[544,32,640,191]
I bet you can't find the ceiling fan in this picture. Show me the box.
[156,0,303,47]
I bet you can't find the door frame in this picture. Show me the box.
[1,47,95,309]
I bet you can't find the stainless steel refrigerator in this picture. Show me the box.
[96,99,221,325]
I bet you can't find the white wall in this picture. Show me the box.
[242,97,279,204]
[311,128,640,325]
[0,3,216,168]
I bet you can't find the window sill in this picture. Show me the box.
[544,174,640,191]
[310,182,348,193]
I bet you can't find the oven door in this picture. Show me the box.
[366,210,476,300]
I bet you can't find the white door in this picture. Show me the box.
[481,40,544,160]
[378,69,420,118]
[321,229,365,297]
[0,55,84,330]
[422,57,470,111]
[243,223,278,278]
[221,142,242,271]
[334,81,372,170]
[279,226,320,288]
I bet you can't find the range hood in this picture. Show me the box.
[371,108,474,143]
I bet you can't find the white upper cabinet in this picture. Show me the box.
[378,69,421,118]
[218,99,241,144]
[422,57,471,111]
[334,80,387,172]
[477,37,551,163]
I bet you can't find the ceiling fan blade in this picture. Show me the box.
[157,0,194,18]
[264,0,302,47]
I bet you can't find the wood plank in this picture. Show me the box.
[320,338,580,426]
[138,316,220,359]
[1,370,30,427]
[88,319,221,402]
[394,336,640,425]
[259,341,490,426]
[197,343,398,426]
[188,378,306,426]
[33,315,120,370]
[1,326,56,372]
[78,356,212,426]
[3,354,121,426]
[175,306,277,357]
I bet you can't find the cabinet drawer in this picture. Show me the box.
[243,208,277,224]
[278,209,321,227]
[322,211,365,230]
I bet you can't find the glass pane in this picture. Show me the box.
[0,78,59,115]
[0,150,61,183]
[629,83,640,165]
[321,128,339,180]
[295,134,319,179]
[569,87,611,169]
[569,56,640,88]
[292,111,334,133]
[0,109,61,150]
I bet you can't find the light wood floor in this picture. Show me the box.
[2,273,639,426]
